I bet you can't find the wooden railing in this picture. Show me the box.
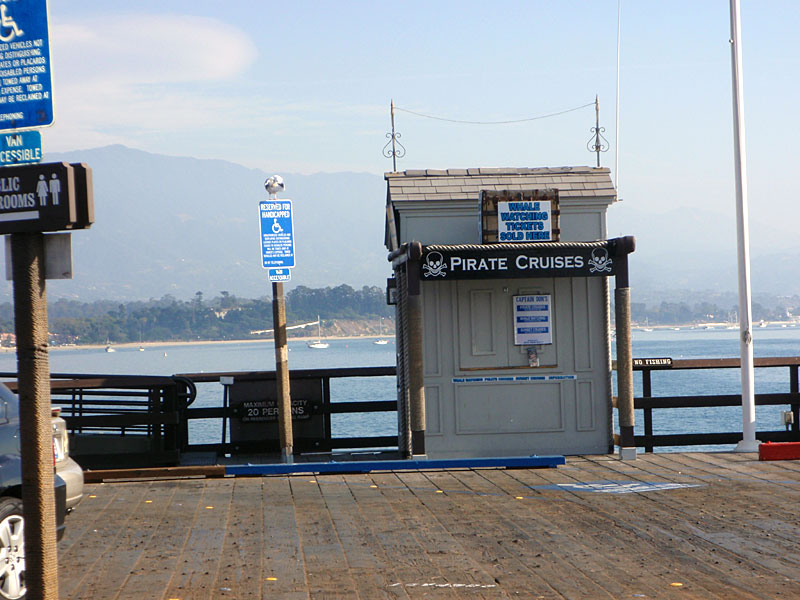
[0,367,399,468]
[619,357,800,452]
[175,367,398,455]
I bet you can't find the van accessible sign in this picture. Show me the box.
[420,244,617,280]
[0,0,54,131]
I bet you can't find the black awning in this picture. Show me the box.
[390,236,635,281]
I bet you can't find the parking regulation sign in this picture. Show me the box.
[259,199,295,269]
[0,0,55,131]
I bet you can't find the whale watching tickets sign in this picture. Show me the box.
[481,190,560,244]
[0,0,54,131]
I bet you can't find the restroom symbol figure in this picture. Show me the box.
[49,173,61,205]
[36,174,48,206]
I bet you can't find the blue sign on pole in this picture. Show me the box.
[259,199,295,269]
[0,0,54,131]
[268,268,292,282]
[0,130,41,165]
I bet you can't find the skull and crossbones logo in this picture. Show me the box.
[588,248,613,273]
[422,252,447,277]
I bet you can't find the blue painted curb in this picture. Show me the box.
[225,455,565,476]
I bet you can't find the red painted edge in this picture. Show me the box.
[759,441,800,461]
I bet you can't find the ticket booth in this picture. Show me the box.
[385,167,635,458]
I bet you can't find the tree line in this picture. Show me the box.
[0,284,392,346]
[630,299,799,326]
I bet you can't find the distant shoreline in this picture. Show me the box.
[43,333,394,352]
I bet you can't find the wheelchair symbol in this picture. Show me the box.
[271,219,283,234]
[0,5,23,43]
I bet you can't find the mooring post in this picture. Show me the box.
[614,242,636,460]
[272,281,293,463]
[407,242,426,458]
[11,232,59,599]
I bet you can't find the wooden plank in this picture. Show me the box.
[570,455,798,598]
[161,479,235,599]
[460,466,656,600]
[289,475,359,598]
[318,474,409,598]
[84,465,226,482]
[396,469,579,599]
[68,481,183,599]
[58,482,138,598]
[370,471,501,599]
[112,480,205,599]
[260,476,309,599]
[356,472,463,599]
[210,478,267,599]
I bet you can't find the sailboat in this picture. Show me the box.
[307,316,329,349]
[373,317,389,345]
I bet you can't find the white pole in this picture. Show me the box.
[729,0,759,452]
[614,0,621,192]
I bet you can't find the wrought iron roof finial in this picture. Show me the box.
[587,95,609,167]
[383,99,406,172]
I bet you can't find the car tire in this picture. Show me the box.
[0,497,24,600]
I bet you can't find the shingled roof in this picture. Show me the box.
[385,166,616,202]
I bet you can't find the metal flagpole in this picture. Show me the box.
[729,0,759,452]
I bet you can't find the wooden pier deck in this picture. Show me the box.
[57,452,800,599]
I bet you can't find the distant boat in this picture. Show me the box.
[373,317,389,345]
[105,345,115,353]
[138,346,145,352]
[307,316,329,349]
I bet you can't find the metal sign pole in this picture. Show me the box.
[11,232,59,599]
[272,281,293,463]
[729,0,758,452]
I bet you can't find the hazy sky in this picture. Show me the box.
[44,1,799,247]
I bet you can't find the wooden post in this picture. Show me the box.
[11,232,59,599]
[614,251,636,460]
[272,281,293,463]
[407,242,426,457]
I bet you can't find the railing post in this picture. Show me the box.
[791,365,799,436]
[642,369,653,452]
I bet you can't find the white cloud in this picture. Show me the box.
[51,15,256,84]
[45,14,258,152]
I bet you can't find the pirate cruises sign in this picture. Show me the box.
[420,243,616,280]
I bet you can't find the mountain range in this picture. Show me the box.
[0,144,796,304]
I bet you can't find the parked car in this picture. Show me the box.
[52,407,83,511]
[0,383,76,600]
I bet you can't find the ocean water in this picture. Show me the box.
[1,325,798,452]
[618,325,800,451]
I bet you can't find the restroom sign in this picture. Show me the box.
[513,294,552,345]
[0,161,79,233]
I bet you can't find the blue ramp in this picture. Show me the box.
[226,455,565,476]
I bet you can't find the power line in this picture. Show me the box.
[393,102,595,125]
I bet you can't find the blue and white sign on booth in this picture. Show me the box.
[259,199,295,269]
[513,294,553,345]
[0,0,55,131]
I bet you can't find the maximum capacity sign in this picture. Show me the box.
[259,199,295,269]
